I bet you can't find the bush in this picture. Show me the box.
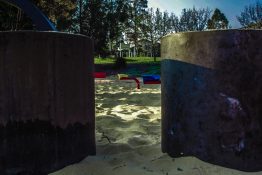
[114,57,127,69]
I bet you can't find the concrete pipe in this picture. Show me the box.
[0,31,95,174]
[161,30,262,172]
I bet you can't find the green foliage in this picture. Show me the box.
[142,8,162,59]
[207,8,229,29]
[79,0,108,55]
[125,0,148,57]
[107,0,130,53]
[33,0,76,30]
[95,57,161,64]
[1,0,233,58]
[125,57,161,64]
[179,7,212,31]
[237,1,262,29]
[95,57,115,64]
[73,0,130,57]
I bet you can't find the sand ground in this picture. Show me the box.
[51,76,262,175]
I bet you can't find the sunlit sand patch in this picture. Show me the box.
[118,98,127,101]
[109,104,160,121]
[51,75,262,175]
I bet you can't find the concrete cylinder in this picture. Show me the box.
[161,30,262,172]
[0,31,95,174]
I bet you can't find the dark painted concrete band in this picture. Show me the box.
[161,30,262,172]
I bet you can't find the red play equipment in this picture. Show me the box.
[94,72,106,78]
[143,80,161,84]
[95,73,160,89]
[119,77,140,89]
[118,74,140,89]
[117,74,161,89]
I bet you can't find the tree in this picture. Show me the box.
[33,0,77,31]
[72,0,85,33]
[161,11,171,36]
[169,12,180,33]
[71,0,130,57]
[237,1,262,29]
[143,8,161,61]
[195,7,212,31]
[106,0,130,54]
[125,0,148,57]
[207,8,229,29]
[143,8,174,60]
[171,7,211,32]
[79,0,109,56]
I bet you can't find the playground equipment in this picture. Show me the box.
[118,74,140,89]
[94,72,107,78]
[1,0,56,31]
[142,75,161,84]
[117,74,161,89]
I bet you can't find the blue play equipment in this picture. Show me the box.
[142,74,161,84]
[1,0,56,31]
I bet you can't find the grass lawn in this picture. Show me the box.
[95,57,161,64]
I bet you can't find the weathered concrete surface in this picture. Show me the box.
[0,31,95,174]
[161,30,262,172]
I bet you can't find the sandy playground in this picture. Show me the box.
[51,75,262,175]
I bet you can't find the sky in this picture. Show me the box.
[148,0,259,28]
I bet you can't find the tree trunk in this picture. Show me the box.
[153,44,156,62]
